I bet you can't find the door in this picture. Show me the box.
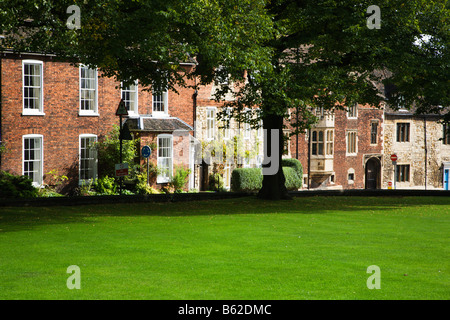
[445,169,449,191]
[365,157,381,189]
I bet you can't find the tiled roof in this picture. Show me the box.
[126,117,192,132]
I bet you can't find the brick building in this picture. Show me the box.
[289,103,384,190]
[1,52,447,193]
[0,52,197,193]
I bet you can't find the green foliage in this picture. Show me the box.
[92,175,117,195]
[135,171,161,195]
[169,166,191,193]
[0,171,39,198]
[231,164,302,192]
[282,167,301,191]
[231,168,263,192]
[95,125,139,179]
[281,158,303,187]
[208,173,225,192]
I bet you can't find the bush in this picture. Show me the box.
[0,171,39,198]
[231,168,263,192]
[92,175,117,195]
[208,173,225,191]
[281,158,303,181]
[169,166,191,193]
[283,167,302,191]
[231,160,303,192]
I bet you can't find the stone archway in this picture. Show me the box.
[365,157,381,189]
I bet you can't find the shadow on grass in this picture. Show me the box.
[0,195,449,233]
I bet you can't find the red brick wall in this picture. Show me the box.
[0,54,196,192]
[288,104,383,189]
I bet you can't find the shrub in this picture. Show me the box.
[169,166,191,193]
[231,168,263,192]
[231,161,302,192]
[0,171,39,198]
[135,172,161,195]
[283,167,302,191]
[208,173,225,191]
[92,175,117,195]
[281,158,303,180]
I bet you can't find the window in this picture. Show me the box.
[79,65,98,115]
[326,130,334,155]
[23,135,43,186]
[347,131,357,155]
[257,119,263,140]
[443,124,450,145]
[121,81,138,115]
[311,130,324,156]
[206,108,216,140]
[152,85,168,116]
[223,107,231,140]
[371,122,378,144]
[157,135,173,183]
[22,60,44,115]
[347,103,357,118]
[396,164,410,182]
[348,173,355,181]
[396,123,410,142]
[79,135,97,182]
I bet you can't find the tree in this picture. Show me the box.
[216,0,449,199]
[1,0,448,200]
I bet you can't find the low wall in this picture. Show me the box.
[0,189,448,208]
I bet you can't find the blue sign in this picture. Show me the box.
[141,145,151,158]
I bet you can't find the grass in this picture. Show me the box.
[0,196,448,300]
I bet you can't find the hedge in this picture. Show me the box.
[283,166,302,191]
[231,161,303,192]
[231,168,263,192]
[281,158,303,181]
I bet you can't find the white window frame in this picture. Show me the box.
[79,65,98,116]
[325,129,334,156]
[243,108,251,140]
[346,130,358,156]
[206,107,216,141]
[347,103,358,119]
[152,86,169,117]
[157,134,173,183]
[22,60,44,116]
[223,107,231,140]
[22,134,44,187]
[121,81,139,116]
[311,130,324,156]
[79,134,98,183]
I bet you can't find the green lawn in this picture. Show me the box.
[0,196,448,300]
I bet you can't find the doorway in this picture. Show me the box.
[365,157,381,189]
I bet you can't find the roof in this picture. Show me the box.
[126,116,193,133]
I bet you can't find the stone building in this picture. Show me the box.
[193,80,265,191]
[382,107,450,190]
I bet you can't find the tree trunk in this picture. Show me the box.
[257,114,292,200]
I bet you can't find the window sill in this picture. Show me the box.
[79,112,100,117]
[22,111,45,116]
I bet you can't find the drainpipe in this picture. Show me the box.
[0,56,2,168]
[424,116,427,190]
[296,106,299,160]
[307,128,311,189]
